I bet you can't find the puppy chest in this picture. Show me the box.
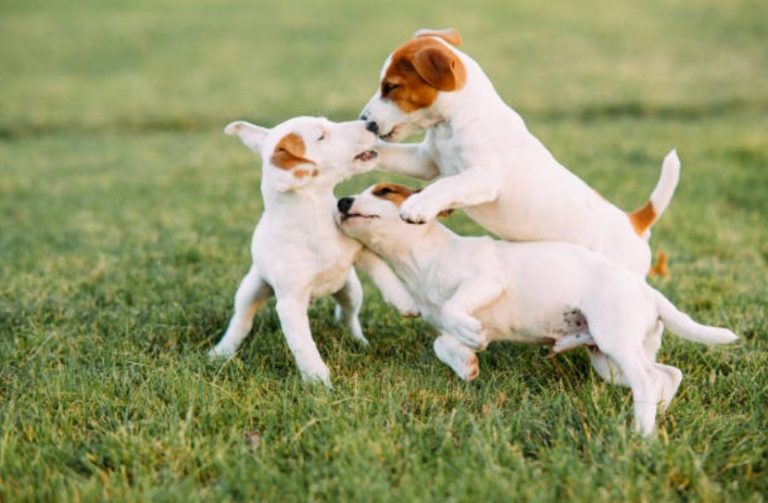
[309,261,351,297]
[434,145,464,176]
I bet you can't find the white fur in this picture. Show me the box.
[361,35,681,276]
[209,117,417,386]
[337,186,737,435]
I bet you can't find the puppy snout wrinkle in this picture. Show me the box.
[337,197,354,215]
[365,121,379,135]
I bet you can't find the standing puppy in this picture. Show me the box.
[360,28,679,276]
[336,184,737,436]
[209,117,417,386]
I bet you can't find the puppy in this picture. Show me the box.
[336,183,737,435]
[208,117,417,386]
[360,28,679,276]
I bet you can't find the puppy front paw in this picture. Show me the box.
[463,353,480,381]
[208,344,236,360]
[300,362,332,388]
[393,298,420,318]
[382,290,421,317]
[445,313,488,350]
[400,195,439,224]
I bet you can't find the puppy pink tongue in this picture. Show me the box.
[355,150,378,162]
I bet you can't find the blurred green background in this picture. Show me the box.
[1,0,766,501]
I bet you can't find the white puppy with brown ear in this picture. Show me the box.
[208,117,417,386]
[360,28,679,276]
[336,183,737,436]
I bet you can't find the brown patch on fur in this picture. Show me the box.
[293,168,319,179]
[370,183,418,207]
[628,201,656,235]
[271,133,315,170]
[414,27,463,47]
[371,182,454,217]
[649,251,669,278]
[380,37,467,112]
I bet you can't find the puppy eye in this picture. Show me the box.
[381,83,399,95]
[317,132,327,141]
[374,187,393,196]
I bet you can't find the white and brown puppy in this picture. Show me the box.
[208,117,417,386]
[360,28,679,276]
[336,183,737,436]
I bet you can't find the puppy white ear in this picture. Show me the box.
[224,121,269,151]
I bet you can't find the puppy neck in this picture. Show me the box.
[382,222,457,276]
[434,54,519,131]
[261,178,336,213]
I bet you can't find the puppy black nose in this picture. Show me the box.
[365,121,379,135]
[337,197,354,215]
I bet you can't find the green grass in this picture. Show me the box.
[1,0,767,501]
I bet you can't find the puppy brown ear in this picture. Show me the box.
[437,208,454,218]
[270,133,316,170]
[412,44,466,92]
[414,27,463,47]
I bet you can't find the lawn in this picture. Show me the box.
[1,0,766,501]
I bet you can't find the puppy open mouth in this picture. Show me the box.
[380,128,397,141]
[341,213,379,222]
[354,150,378,162]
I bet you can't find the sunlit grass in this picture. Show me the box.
[1,0,766,500]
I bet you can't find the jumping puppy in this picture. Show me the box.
[208,117,417,386]
[335,183,737,436]
[360,28,679,276]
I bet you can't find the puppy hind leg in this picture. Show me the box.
[588,349,629,387]
[209,266,273,359]
[433,334,480,381]
[611,352,662,437]
[639,320,682,410]
[332,269,368,345]
[654,363,683,411]
[644,321,663,362]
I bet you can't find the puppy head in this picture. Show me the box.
[225,117,379,192]
[359,28,466,142]
[335,183,450,253]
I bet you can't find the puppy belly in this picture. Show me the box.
[547,308,595,352]
[482,306,594,349]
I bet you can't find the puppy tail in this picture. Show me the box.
[653,289,738,345]
[628,149,681,237]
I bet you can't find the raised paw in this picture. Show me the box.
[433,334,480,381]
[463,354,480,381]
[397,301,420,318]
[399,195,439,225]
[445,313,488,350]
